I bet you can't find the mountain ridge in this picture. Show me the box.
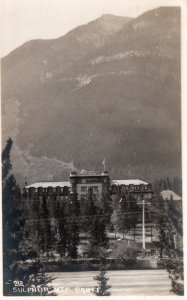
[1,7,181,185]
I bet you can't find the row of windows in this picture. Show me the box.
[111,185,150,191]
[81,192,152,201]
[25,187,70,193]
[25,184,151,194]
[133,193,153,199]
[80,194,98,200]
[81,186,99,192]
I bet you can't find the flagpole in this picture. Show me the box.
[102,159,106,171]
[71,160,74,171]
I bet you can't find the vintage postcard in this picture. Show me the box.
[0,0,186,298]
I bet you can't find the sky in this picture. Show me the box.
[0,0,184,58]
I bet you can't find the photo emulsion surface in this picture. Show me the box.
[1,1,183,296]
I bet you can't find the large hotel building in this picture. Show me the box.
[24,170,153,200]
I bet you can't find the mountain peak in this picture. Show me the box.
[2,7,181,182]
[137,6,180,21]
[98,13,132,22]
[100,13,121,18]
[90,13,132,33]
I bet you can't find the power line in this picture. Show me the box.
[26,210,166,223]
[21,199,152,204]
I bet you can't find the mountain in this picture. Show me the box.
[1,7,181,185]
[2,14,131,89]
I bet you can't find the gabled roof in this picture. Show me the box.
[160,190,182,201]
[25,181,70,188]
[111,179,148,185]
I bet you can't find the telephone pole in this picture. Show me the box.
[142,199,145,257]
[137,196,146,257]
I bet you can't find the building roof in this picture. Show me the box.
[71,174,106,177]
[160,190,182,201]
[111,179,148,185]
[70,171,109,177]
[25,181,70,188]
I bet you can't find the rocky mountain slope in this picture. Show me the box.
[1,7,181,184]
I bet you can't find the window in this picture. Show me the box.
[121,185,125,192]
[93,186,99,192]
[103,186,108,192]
[140,185,144,191]
[81,186,87,192]
[111,185,117,192]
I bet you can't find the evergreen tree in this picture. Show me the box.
[66,193,80,259]
[152,177,182,196]
[111,209,118,239]
[2,139,55,295]
[3,174,25,295]
[31,197,43,252]
[172,177,182,196]
[70,192,80,215]
[2,138,26,294]
[114,193,140,239]
[151,194,168,258]
[98,193,112,228]
[67,217,79,259]
[152,193,183,295]
[93,250,111,296]
[88,208,108,257]
[2,137,13,180]
[55,199,68,257]
[79,189,109,257]
[80,188,97,236]
[151,193,182,258]
[90,212,108,247]
[39,196,54,256]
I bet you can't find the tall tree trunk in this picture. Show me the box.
[150,226,152,242]
[160,245,163,258]
[134,226,136,241]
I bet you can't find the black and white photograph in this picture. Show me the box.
[1,0,185,297]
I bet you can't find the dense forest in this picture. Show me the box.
[2,138,183,295]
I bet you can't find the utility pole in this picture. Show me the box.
[137,195,147,257]
[142,199,145,257]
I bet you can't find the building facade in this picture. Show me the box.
[24,181,70,198]
[110,179,153,201]
[70,170,110,200]
[24,171,153,200]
